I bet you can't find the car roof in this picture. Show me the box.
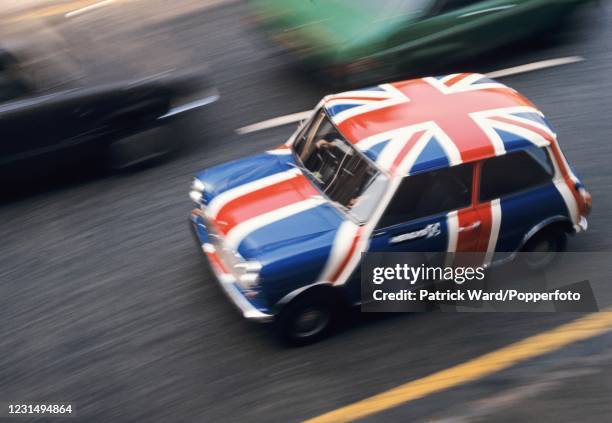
[322,73,554,176]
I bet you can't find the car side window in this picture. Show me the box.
[433,0,483,15]
[479,146,554,201]
[377,163,473,228]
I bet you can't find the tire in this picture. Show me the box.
[105,125,175,171]
[275,292,335,346]
[521,226,567,271]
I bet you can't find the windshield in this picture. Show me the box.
[292,110,387,222]
[347,0,432,20]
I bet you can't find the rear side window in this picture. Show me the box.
[378,163,473,228]
[479,147,554,201]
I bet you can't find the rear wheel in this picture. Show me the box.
[521,226,567,270]
[275,293,335,346]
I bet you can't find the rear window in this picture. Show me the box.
[479,146,554,201]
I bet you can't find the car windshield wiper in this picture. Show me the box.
[287,161,324,184]
[287,161,361,222]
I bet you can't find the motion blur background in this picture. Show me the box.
[1,0,611,421]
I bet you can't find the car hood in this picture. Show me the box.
[196,150,296,201]
[196,151,348,284]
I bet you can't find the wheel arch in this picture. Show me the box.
[272,282,345,316]
[518,215,574,252]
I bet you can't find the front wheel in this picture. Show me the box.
[521,227,567,270]
[105,125,175,170]
[275,294,335,346]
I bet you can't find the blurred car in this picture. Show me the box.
[249,0,590,83]
[189,73,591,344]
[0,34,218,176]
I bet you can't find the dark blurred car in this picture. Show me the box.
[0,38,217,177]
[249,0,591,84]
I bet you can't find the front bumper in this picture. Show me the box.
[189,210,273,322]
[159,87,219,120]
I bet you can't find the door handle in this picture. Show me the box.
[458,221,481,232]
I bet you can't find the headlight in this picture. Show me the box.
[238,273,259,287]
[235,261,262,290]
[192,178,205,192]
[190,178,206,205]
[234,261,262,273]
[190,190,203,204]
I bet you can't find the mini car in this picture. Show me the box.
[248,0,591,84]
[190,73,591,344]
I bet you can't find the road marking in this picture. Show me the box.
[4,0,119,22]
[235,111,312,135]
[6,0,234,23]
[304,311,612,423]
[6,1,92,21]
[486,56,584,79]
[65,0,115,17]
[235,56,584,135]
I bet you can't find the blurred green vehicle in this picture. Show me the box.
[249,0,588,83]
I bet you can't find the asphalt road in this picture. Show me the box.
[1,1,611,422]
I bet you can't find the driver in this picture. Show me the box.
[315,137,345,150]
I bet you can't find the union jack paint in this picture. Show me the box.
[189,73,590,320]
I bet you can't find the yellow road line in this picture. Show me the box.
[305,311,612,423]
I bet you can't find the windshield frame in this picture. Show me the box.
[290,107,389,223]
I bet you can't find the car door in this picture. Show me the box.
[0,72,40,164]
[475,146,563,263]
[1,84,168,173]
[385,0,520,67]
[369,162,481,254]
[0,92,98,169]
[448,0,536,52]
[0,54,95,167]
